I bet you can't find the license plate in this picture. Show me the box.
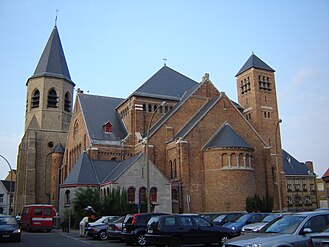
[148,229,153,233]
[1,234,10,238]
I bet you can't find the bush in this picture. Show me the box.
[246,194,273,212]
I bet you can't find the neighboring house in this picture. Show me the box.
[0,180,15,214]
[283,150,317,211]
[316,177,328,209]
[59,152,171,214]
[320,168,329,208]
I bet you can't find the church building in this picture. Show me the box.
[15,25,288,214]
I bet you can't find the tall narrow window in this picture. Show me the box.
[139,187,146,202]
[64,92,71,112]
[31,89,40,108]
[174,159,177,179]
[170,161,173,179]
[150,187,157,202]
[128,187,135,203]
[47,89,58,108]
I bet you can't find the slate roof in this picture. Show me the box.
[29,25,74,85]
[282,149,315,176]
[203,122,252,150]
[79,94,128,145]
[53,143,65,153]
[1,180,15,192]
[236,53,275,76]
[62,152,143,186]
[132,66,198,101]
[173,96,221,139]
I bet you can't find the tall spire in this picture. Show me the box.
[29,25,73,84]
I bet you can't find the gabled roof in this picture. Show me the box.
[62,152,143,186]
[132,66,198,101]
[173,96,221,139]
[282,150,315,176]
[78,94,128,145]
[236,53,275,77]
[322,168,329,179]
[203,122,252,150]
[1,180,15,192]
[29,26,74,85]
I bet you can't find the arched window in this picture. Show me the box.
[128,187,135,203]
[64,92,71,112]
[107,188,110,197]
[150,187,157,202]
[230,153,237,166]
[222,153,228,167]
[238,153,244,166]
[170,161,173,179]
[139,187,146,202]
[295,195,302,206]
[174,159,177,179]
[65,190,70,205]
[31,89,40,108]
[47,89,58,108]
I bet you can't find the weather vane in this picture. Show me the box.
[55,9,58,26]
[163,58,167,66]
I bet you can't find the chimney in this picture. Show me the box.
[305,161,314,172]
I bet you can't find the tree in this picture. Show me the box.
[246,194,273,212]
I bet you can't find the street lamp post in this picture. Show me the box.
[275,119,283,212]
[146,101,166,213]
[0,154,13,215]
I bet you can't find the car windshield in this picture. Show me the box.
[94,216,108,224]
[233,214,250,223]
[264,215,305,234]
[0,217,17,226]
[262,214,278,223]
[212,214,226,222]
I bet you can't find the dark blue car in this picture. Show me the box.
[223,213,269,235]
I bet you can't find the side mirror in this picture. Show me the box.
[303,227,312,234]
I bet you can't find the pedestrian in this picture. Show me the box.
[79,215,89,237]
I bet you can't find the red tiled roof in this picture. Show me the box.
[322,168,329,178]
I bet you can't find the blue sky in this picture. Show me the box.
[1,0,328,180]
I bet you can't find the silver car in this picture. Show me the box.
[224,211,329,247]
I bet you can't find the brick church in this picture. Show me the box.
[14,25,287,214]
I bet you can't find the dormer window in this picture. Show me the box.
[103,122,112,133]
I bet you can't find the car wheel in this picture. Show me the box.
[99,230,108,240]
[169,237,181,247]
[137,234,147,246]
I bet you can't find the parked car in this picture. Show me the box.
[121,213,168,246]
[87,215,118,227]
[223,211,329,247]
[106,216,125,240]
[211,212,246,226]
[86,216,120,240]
[0,215,21,242]
[224,213,270,235]
[241,213,288,234]
[307,226,329,247]
[145,214,237,247]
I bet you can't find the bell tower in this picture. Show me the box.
[15,25,75,213]
[236,53,286,210]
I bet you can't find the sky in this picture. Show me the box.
[0,0,328,180]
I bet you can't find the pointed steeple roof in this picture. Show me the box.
[204,123,252,150]
[29,25,74,84]
[236,53,275,77]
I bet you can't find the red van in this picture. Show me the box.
[20,204,56,232]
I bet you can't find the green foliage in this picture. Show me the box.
[246,194,273,212]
